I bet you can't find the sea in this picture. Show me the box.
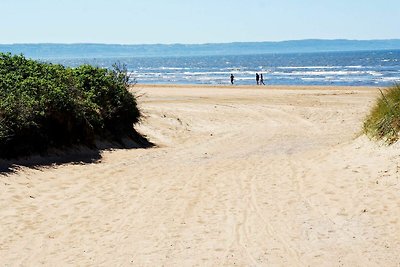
[47,49,400,86]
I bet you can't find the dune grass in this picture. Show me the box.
[0,53,141,158]
[364,84,400,144]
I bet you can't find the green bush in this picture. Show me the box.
[0,53,141,158]
[364,84,400,144]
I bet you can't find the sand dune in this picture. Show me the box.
[1,85,399,266]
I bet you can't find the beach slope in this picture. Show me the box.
[1,85,399,266]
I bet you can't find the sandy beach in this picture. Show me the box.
[1,84,399,266]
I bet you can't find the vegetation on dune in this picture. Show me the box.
[364,84,400,144]
[0,53,142,158]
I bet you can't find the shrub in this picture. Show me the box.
[364,84,400,144]
[0,53,141,158]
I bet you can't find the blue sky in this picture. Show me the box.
[1,0,399,44]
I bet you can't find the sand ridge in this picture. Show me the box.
[1,85,399,266]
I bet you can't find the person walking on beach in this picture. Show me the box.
[230,74,234,84]
[260,73,265,85]
[256,73,260,85]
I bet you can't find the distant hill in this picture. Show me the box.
[1,39,400,59]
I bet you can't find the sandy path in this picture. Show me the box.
[1,85,399,266]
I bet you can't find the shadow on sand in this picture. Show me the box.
[0,130,154,174]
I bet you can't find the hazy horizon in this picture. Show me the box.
[1,38,400,46]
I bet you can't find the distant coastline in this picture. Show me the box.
[1,39,400,59]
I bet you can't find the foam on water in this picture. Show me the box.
[47,50,400,86]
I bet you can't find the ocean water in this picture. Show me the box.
[47,50,400,86]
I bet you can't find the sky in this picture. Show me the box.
[1,0,399,44]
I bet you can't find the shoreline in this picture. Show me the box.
[133,83,382,91]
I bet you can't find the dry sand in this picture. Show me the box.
[1,85,399,266]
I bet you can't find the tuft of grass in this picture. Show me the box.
[364,84,400,144]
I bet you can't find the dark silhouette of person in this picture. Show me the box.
[230,74,234,84]
[260,73,265,85]
[256,73,260,85]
